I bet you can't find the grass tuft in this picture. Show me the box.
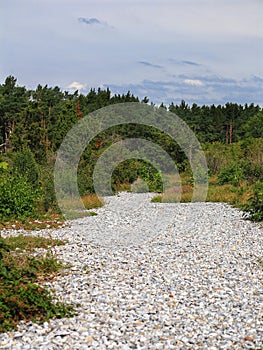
[81,194,104,210]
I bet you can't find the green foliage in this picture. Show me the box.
[139,162,163,193]
[151,195,162,203]
[243,111,263,138]
[241,161,263,183]
[0,162,8,171]
[188,164,208,185]
[218,163,244,186]
[111,159,139,193]
[13,148,39,187]
[88,211,98,216]
[40,166,59,213]
[0,76,263,220]
[0,235,75,332]
[3,235,65,251]
[1,76,262,161]
[204,142,242,175]
[0,238,9,261]
[240,138,263,182]
[0,175,39,219]
[243,182,263,222]
[77,169,94,196]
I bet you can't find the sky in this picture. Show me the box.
[1,0,263,106]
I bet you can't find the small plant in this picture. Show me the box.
[0,235,75,332]
[88,211,98,216]
[243,181,263,222]
[151,195,162,203]
[0,162,8,171]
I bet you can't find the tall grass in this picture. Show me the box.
[152,174,253,207]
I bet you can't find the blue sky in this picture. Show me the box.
[1,0,263,105]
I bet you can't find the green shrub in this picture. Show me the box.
[40,168,59,213]
[241,161,263,183]
[111,159,139,193]
[218,163,244,186]
[0,236,75,332]
[186,164,209,185]
[13,148,39,188]
[139,162,163,193]
[0,175,39,219]
[243,181,263,222]
[77,170,94,196]
[0,162,8,171]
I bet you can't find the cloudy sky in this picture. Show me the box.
[1,0,263,105]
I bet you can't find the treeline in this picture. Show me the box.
[0,76,262,220]
[168,101,262,143]
[0,76,142,160]
[0,76,262,159]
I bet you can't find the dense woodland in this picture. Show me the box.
[0,76,262,220]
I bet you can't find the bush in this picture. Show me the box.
[241,161,263,183]
[0,236,75,332]
[218,163,244,186]
[139,162,163,193]
[13,148,39,188]
[0,175,39,219]
[243,181,263,222]
[40,167,60,213]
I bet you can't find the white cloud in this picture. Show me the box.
[68,81,86,90]
[183,79,204,86]
[109,74,263,106]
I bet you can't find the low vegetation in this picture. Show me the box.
[151,174,262,222]
[0,234,75,332]
[242,182,263,222]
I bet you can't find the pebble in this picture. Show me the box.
[0,192,262,349]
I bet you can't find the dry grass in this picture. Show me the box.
[207,178,253,205]
[116,183,132,192]
[81,194,104,210]
[152,174,253,206]
[55,194,104,219]
[0,215,65,231]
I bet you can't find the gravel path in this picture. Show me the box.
[0,192,262,349]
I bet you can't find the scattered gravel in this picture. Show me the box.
[0,192,262,349]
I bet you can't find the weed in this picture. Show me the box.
[243,182,263,222]
[88,211,98,216]
[0,235,76,332]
